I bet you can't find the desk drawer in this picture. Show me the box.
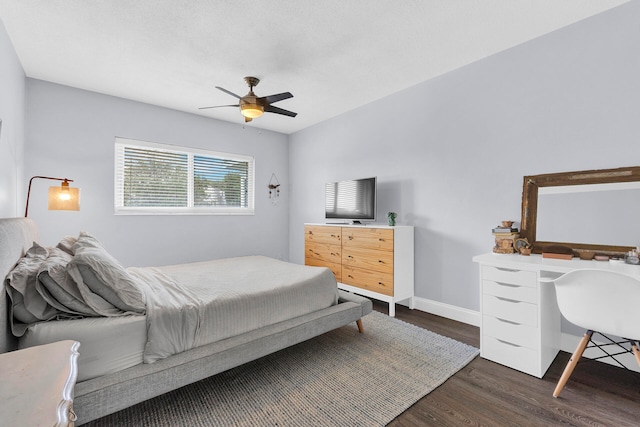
[483,280,537,304]
[483,315,538,349]
[482,266,537,287]
[482,294,537,327]
[482,335,538,376]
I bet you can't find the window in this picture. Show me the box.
[115,138,254,215]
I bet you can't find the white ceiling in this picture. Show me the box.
[0,1,629,134]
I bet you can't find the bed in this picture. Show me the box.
[0,217,372,425]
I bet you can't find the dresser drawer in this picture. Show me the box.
[342,228,394,251]
[342,246,393,274]
[305,258,342,282]
[482,335,538,376]
[482,294,537,327]
[482,315,538,349]
[482,266,537,287]
[304,225,342,245]
[305,241,341,264]
[342,265,394,296]
[483,280,537,304]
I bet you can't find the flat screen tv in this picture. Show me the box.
[325,177,376,223]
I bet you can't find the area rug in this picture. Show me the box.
[85,311,479,427]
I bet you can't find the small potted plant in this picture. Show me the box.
[387,212,397,226]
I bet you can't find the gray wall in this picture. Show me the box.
[288,1,640,312]
[4,2,640,317]
[0,19,25,217]
[24,80,290,267]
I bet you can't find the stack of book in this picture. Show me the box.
[492,226,519,234]
[492,225,519,254]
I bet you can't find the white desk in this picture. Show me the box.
[473,253,640,378]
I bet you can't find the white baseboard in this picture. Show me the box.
[411,296,481,327]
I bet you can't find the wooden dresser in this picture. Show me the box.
[0,340,80,426]
[305,224,414,316]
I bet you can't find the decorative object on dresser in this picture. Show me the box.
[387,211,397,226]
[304,224,414,317]
[0,340,80,426]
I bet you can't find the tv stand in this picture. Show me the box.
[351,220,362,225]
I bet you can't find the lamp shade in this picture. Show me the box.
[48,184,80,211]
[25,176,81,217]
[240,103,264,119]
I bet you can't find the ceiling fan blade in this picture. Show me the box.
[261,92,293,104]
[198,104,239,110]
[264,104,297,117]
[215,86,242,99]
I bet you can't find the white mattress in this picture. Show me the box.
[18,314,146,382]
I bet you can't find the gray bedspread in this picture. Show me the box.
[129,256,339,363]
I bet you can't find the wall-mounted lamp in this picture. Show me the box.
[268,173,280,205]
[25,176,81,217]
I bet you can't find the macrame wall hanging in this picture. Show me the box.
[268,173,281,205]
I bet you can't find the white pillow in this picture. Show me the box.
[67,232,146,315]
[37,246,98,316]
[5,243,61,336]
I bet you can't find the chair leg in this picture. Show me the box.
[553,330,593,398]
[632,343,640,369]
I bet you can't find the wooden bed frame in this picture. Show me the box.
[0,218,372,425]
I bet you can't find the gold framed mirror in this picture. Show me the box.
[520,166,640,256]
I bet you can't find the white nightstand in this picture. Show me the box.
[0,340,80,426]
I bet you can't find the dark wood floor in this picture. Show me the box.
[372,301,640,427]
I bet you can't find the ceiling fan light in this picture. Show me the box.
[240,103,264,119]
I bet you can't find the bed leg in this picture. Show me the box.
[356,319,364,333]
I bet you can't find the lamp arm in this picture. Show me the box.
[25,176,74,217]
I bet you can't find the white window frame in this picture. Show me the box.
[115,137,255,215]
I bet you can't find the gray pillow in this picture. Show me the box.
[5,243,61,336]
[56,235,77,256]
[67,232,146,315]
[36,246,98,316]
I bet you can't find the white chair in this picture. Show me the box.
[542,269,640,397]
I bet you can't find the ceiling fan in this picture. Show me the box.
[199,76,297,123]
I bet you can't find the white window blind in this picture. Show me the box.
[115,138,254,215]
